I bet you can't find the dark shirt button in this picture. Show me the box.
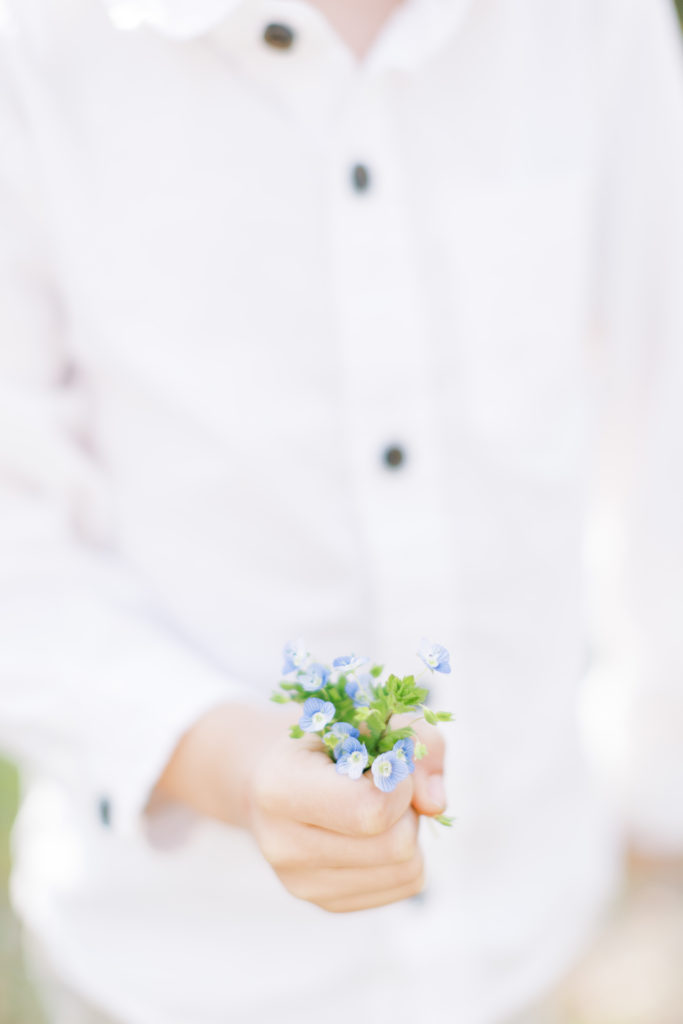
[351,164,371,193]
[263,23,295,50]
[98,797,112,827]
[383,445,405,469]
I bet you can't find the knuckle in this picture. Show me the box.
[409,858,426,894]
[250,772,277,814]
[431,729,446,759]
[277,869,312,902]
[411,870,426,896]
[355,794,392,837]
[416,720,444,752]
[389,816,418,863]
[257,833,282,866]
[317,898,344,914]
[397,852,423,886]
[425,719,445,746]
[259,833,297,870]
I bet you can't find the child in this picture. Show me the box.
[1,0,682,1021]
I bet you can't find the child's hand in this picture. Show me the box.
[155,704,446,912]
[247,722,445,913]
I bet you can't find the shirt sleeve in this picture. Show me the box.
[0,32,250,836]
[588,0,683,854]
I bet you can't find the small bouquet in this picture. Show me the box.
[271,639,454,826]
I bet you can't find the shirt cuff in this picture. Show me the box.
[82,643,254,838]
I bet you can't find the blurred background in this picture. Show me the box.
[0,760,43,1023]
[2,744,682,1024]
[1,3,683,1023]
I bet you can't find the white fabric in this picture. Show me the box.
[24,933,119,1024]
[101,0,244,36]
[1,0,682,1021]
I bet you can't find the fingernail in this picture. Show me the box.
[427,774,446,811]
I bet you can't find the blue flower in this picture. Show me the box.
[329,721,360,757]
[345,673,375,707]
[371,751,410,792]
[298,663,330,692]
[299,698,335,733]
[392,738,416,775]
[335,738,369,780]
[417,640,451,674]
[332,653,369,675]
[282,639,311,676]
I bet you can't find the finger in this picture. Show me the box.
[410,723,447,817]
[320,870,426,914]
[412,720,446,776]
[278,852,424,906]
[387,715,447,816]
[257,808,419,870]
[254,737,414,837]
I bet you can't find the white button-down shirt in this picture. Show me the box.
[1,1,683,1022]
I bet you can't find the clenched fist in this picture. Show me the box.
[155,704,446,912]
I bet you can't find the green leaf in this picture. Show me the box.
[376,733,413,757]
[434,814,454,827]
[421,705,438,726]
[377,727,416,753]
[368,715,385,733]
[322,732,338,749]
[384,674,401,695]
[414,741,428,760]
[270,693,290,704]
[289,725,304,739]
[277,681,312,704]
[369,697,388,716]
[389,726,416,742]
[435,711,454,722]
[387,675,429,711]
[370,664,383,678]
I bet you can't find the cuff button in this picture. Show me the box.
[98,797,112,827]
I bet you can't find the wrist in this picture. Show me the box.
[154,702,294,829]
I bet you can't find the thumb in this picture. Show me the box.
[411,722,447,817]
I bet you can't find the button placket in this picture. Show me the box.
[217,5,356,131]
[327,77,457,651]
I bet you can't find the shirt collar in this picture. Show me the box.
[102,0,474,73]
[101,0,246,37]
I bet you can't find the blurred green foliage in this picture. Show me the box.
[0,760,44,1023]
